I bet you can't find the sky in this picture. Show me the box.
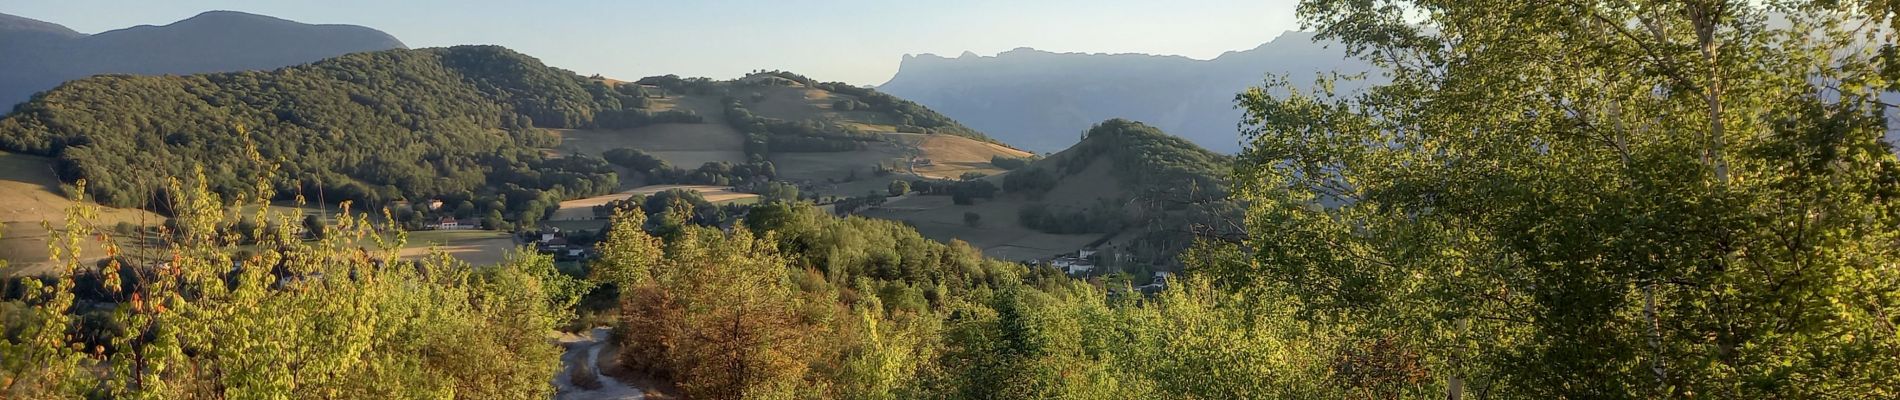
[2,0,1304,85]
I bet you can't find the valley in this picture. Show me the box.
[1,3,1893,398]
[0,47,1085,279]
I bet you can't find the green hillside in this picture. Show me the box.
[1003,118,1229,204]
[0,46,618,223]
[0,46,1019,223]
[554,71,1031,197]
[864,119,1239,269]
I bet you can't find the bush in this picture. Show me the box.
[991,155,1031,170]
[1018,202,1122,234]
[1002,167,1059,198]
[950,180,997,205]
[603,148,669,172]
[113,222,140,236]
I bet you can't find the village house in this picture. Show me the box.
[1046,247,1109,276]
[427,217,479,230]
[1051,257,1093,275]
[1135,271,1175,295]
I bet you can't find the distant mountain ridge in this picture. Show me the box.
[0,10,406,108]
[878,31,1373,153]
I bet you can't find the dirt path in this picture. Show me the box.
[555,327,644,400]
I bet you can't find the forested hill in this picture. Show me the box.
[1004,118,1230,204]
[0,11,406,107]
[0,45,626,219]
[999,119,1238,266]
[0,45,1006,222]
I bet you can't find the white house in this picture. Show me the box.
[1052,256,1094,275]
[429,217,478,230]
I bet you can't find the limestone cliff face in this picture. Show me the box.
[879,31,1371,153]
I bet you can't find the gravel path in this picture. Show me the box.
[555,327,644,400]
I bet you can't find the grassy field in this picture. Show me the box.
[0,152,169,276]
[553,124,748,168]
[0,150,531,274]
[743,85,909,133]
[859,195,1103,261]
[0,152,162,225]
[855,159,1128,261]
[770,133,1033,198]
[553,93,747,168]
[549,83,1033,198]
[1027,159,1125,207]
[745,86,837,121]
[889,132,1035,180]
[769,144,899,184]
[552,184,760,221]
[394,230,519,267]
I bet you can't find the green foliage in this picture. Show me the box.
[887,179,910,196]
[602,147,668,172]
[0,46,619,222]
[0,214,90,398]
[989,155,1031,170]
[589,206,663,291]
[11,4,1890,398]
[832,98,867,111]
[829,193,889,215]
[999,120,1242,266]
[1231,1,1900,397]
[1005,119,1229,202]
[718,92,885,157]
[1017,201,1125,234]
[999,167,1058,196]
[1,171,570,398]
[768,134,870,152]
[760,181,800,204]
[811,82,996,143]
[920,285,1129,399]
[588,109,703,129]
[611,219,817,399]
[953,181,997,205]
[600,203,996,398]
[646,160,778,188]
[605,147,777,189]
[300,214,325,239]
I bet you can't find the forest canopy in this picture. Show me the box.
[0,45,628,217]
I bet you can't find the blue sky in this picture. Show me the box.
[3,0,1303,85]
